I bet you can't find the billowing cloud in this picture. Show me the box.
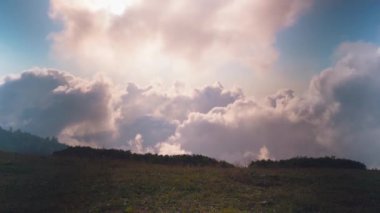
[161,93,327,164]
[0,70,119,147]
[0,68,239,151]
[1,42,380,167]
[49,0,312,83]
[159,42,380,167]
[306,42,380,167]
[113,80,242,148]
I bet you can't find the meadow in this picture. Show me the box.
[1,151,380,212]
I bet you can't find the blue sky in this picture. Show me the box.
[276,0,380,81]
[0,0,56,75]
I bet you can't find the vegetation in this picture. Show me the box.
[249,156,367,170]
[0,127,67,155]
[0,130,377,212]
[54,146,233,168]
[1,151,380,212]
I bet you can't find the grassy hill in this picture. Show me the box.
[1,150,380,212]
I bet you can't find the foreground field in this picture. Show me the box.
[1,151,380,212]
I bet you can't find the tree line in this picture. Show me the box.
[53,146,234,168]
[249,156,366,170]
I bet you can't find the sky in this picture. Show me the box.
[1,0,380,166]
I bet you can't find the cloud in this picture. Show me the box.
[1,42,380,167]
[113,81,242,148]
[0,70,119,148]
[49,0,312,82]
[162,95,327,164]
[159,42,380,167]
[0,68,239,151]
[156,142,190,156]
[306,42,380,167]
[125,134,155,154]
[257,146,270,160]
[119,81,242,122]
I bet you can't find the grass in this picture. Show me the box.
[1,151,380,212]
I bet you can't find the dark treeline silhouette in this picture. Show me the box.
[0,126,368,170]
[54,146,234,168]
[249,156,366,170]
[0,126,67,155]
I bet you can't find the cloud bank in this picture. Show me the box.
[161,42,380,166]
[49,0,312,82]
[1,42,380,167]
[0,69,240,151]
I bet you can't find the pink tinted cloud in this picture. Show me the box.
[49,0,312,77]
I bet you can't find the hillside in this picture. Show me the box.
[0,127,67,155]
[1,151,380,212]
